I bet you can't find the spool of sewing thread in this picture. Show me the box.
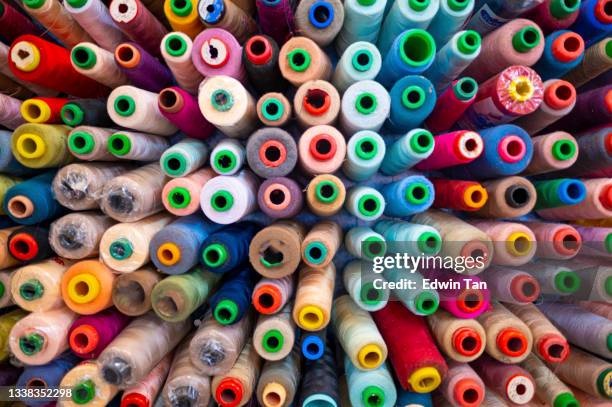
[473,176,536,218]
[426,30,481,91]
[249,221,305,278]
[293,264,335,331]
[535,30,586,81]
[439,361,485,407]
[379,129,433,175]
[192,29,246,82]
[0,94,26,130]
[420,268,488,317]
[432,179,488,211]
[294,0,344,47]
[557,126,611,177]
[372,301,447,393]
[563,37,612,87]
[198,0,257,43]
[334,0,385,53]
[112,267,162,317]
[301,221,341,268]
[422,77,476,133]
[524,131,578,175]
[71,42,129,88]
[252,275,294,316]
[200,170,259,224]
[294,80,340,128]
[376,29,437,88]
[278,36,332,86]
[20,97,67,124]
[160,89,214,140]
[151,267,220,321]
[575,225,611,258]
[298,340,340,406]
[578,301,612,319]
[0,131,33,177]
[305,174,346,216]
[476,302,533,364]
[479,267,541,304]
[345,226,387,263]
[6,257,72,312]
[527,0,582,33]
[298,125,346,175]
[429,0,475,47]
[65,0,128,51]
[210,139,245,175]
[0,0,43,42]
[471,354,536,405]
[120,354,172,407]
[150,215,220,274]
[3,170,66,226]
[546,85,611,133]
[200,222,257,274]
[379,175,434,217]
[0,72,35,100]
[0,309,27,362]
[571,260,612,302]
[427,310,486,363]
[21,0,92,47]
[300,329,326,361]
[256,348,300,407]
[256,0,294,44]
[534,178,587,210]
[243,35,287,94]
[68,308,131,359]
[340,80,390,134]
[9,307,78,365]
[257,177,303,219]
[386,76,436,132]
[525,221,582,259]
[521,260,583,296]
[163,168,215,216]
[383,268,440,316]
[17,352,79,407]
[538,178,612,220]
[67,127,119,162]
[9,35,108,97]
[257,93,292,127]
[98,312,190,388]
[414,130,482,171]
[345,186,385,221]
[160,33,203,94]
[61,260,115,315]
[211,341,262,407]
[343,259,389,312]
[0,175,20,216]
[114,43,173,93]
[520,354,579,407]
[209,268,255,325]
[101,163,169,223]
[163,336,211,407]
[470,221,536,266]
[253,303,295,361]
[160,139,208,179]
[555,345,612,398]
[11,123,72,169]
[332,42,382,94]
[60,99,113,128]
[246,128,298,178]
[164,0,203,38]
[109,0,168,57]
[345,357,397,407]
[0,227,20,270]
[343,131,385,181]
[7,226,52,263]
[570,0,612,46]
[100,213,174,273]
[0,271,13,309]
[198,76,258,138]
[107,86,177,136]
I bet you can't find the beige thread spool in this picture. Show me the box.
[253,303,296,361]
[0,271,14,309]
[278,36,332,87]
[100,163,169,222]
[49,212,116,259]
[520,353,575,407]
[189,310,254,376]
[198,75,258,138]
[10,258,74,312]
[256,348,300,407]
[22,0,93,47]
[108,130,169,161]
[537,178,612,221]
[332,294,387,371]
[523,132,578,175]
[211,341,262,407]
[426,309,486,363]
[59,360,119,407]
[305,174,346,217]
[292,263,335,332]
[199,0,257,43]
[100,213,174,272]
[473,176,537,219]
[249,220,306,278]
[301,220,342,268]
[563,38,612,88]
[469,220,536,267]
[293,80,341,128]
[11,123,73,168]
[571,385,610,406]
[294,0,344,47]
[112,266,163,316]
[160,32,203,94]
[256,93,292,127]
[71,43,129,88]
[0,227,21,270]
[68,126,120,161]
[298,125,347,174]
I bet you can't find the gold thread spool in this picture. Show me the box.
[256,93,292,127]
[473,176,537,219]
[163,0,204,39]
[278,36,332,87]
[332,295,387,371]
[294,0,345,47]
[71,42,129,88]
[0,309,27,362]
[547,346,612,399]
[11,123,73,168]
[59,360,119,407]
[305,174,346,216]
[256,348,300,407]
[211,341,262,407]
[292,263,335,332]
[253,303,296,361]
[563,38,612,88]
[0,227,21,270]
[427,309,486,363]
[520,353,575,407]
[301,221,342,268]
[22,0,94,47]
[112,266,163,316]
[201,0,257,43]
[293,80,341,128]
[249,220,305,279]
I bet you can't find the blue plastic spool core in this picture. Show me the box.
[559,180,586,205]
[301,335,324,360]
[201,0,224,24]
[305,241,328,264]
[308,1,334,28]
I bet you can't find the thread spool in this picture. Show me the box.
[198,76,258,138]
[387,76,436,132]
[192,29,246,82]
[198,0,257,44]
[537,178,612,220]
[535,30,586,80]
[67,127,120,161]
[414,130,482,171]
[427,309,486,363]
[527,0,582,33]
[17,352,79,407]
[200,170,259,224]
[109,0,168,57]
[293,264,335,332]
[61,99,114,128]
[114,42,173,93]
[425,77,478,133]
[473,176,536,219]
[382,268,440,316]
[0,227,20,270]
[419,269,487,317]
[246,128,298,178]
[0,131,32,177]
[211,341,262,407]
[101,163,169,223]
[210,139,245,175]
[432,179,488,212]
[294,80,340,128]
[298,340,340,406]
[343,131,385,181]
[278,36,332,87]
[569,258,612,303]
[7,225,51,263]
[300,329,326,361]
[379,129,433,175]
[553,345,612,398]
[379,175,434,218]
[112,267,162,317]
[471,354,536,405]
[164,0,203,38]
[345,227,387,263]
[120,353,172,407]
[21,0,93,47]
[9,307,77,365]
[298,125,347,175]
[397,390,433,407]
[60,260,115,315]
[345,357,396,407]
[0,94,26,130]
[557,126,611,177]
[521,260,583,296]
[479,267,540,304]
[570,0,612,46]
[200,222,258,274]
[159,139,208,179]
[68,308,131,360]
[20,97,67,124]
[253,303,296,361]
[11,123,72,169]
[470,220,536,266]
[107,86,177,136]
[535,178,588,211]
[159,91,214,141]
[0,271,14,309]
[525,221,582,259]
[476,302,534,364]
[440,361,485,407]
[372,301,447,393]
[0,40,57,97]
[210,268,255,325]
[100,213,174,273]
[578,301,612,320]
[256,348,300,407]
[257,177,303,219]
[65,0,127,51]
[243,35,287,94]
[163,168,215,217]
[345,186,385,221]
[520,353,579,407]
[524,131,578,175]
[295,0,344,47]
[335,0,385,53]
[256,0,295,45]
[575,225,612,258]
[9,35,108,97]
[163,335,211,407]
[0,0,43,43]
[98,312,190,388]
[252,275,294,315]
[257,93,292,127]
[301,221,342,269]
[429,0,475,47]
[426,30,481,91]
[306,174,346,216]
[563,37,612,87]
[546,85,611,133]
[377,29,437,88]
[0,71,35,100]
[340,80,390,134]
[70,42,129,88]
[160,32,203,94]
[332,42,382,94]
[342,259,389,312]
[10,257,71,312]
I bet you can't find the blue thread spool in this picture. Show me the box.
[0,131,35,176]
[200,222,258,274]
[379,175,434,217]
[344,356,397,407]
[533,30,585,80]
[425,30,481,91]
[209,267,256,325]
[380,129,435,175]
[570,0,612,46]
[374,219,442,257]
[386,75,436,131]
[428,0,475,47]
[396,389,432,407]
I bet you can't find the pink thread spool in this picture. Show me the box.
[525,221,582,260]
[158,87,215,140]
[415,130,483,171]
[479,267,541,304]
[574,225,611,257]
[526,0,582,33]
[297,125,346,175]
[192,28,246,82]
[471,354,536,405]
[470,221,536,267]
[440,361,485,407]
[537,178,612,220]
[524,131,578,175]
[68,308,132,359]
[161,168,216,216]
[514,80,576,135]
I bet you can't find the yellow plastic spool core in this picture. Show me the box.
[506,232,533,256]
[463,185,488,209]
[11,41,41,72]
[358,344,383,369]
[508,76,534,102]
[20,99,52,123]
[298,305,324,330]
[67,274,101,304]
[16,133,46,159]
[157,243,181,266]
[408,366,441,393]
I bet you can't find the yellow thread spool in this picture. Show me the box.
[15,133,46,159]
[67,273,101,304]
[156,243,182,266]
[408,366,442,393]
[163,0,203,39]
[20,99,52,123]
[0,309,28,362]
[11,123,73,168]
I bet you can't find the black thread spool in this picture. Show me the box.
[243,34,288,94]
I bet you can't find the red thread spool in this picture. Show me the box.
[432,179,488,211]
[372,302,447,393]
[425,78,478,133]
[9,35,109,97]
[0,0,43,42]
[8,232,38,261]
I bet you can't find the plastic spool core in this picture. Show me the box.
[310,134,336,160]
[513,27,541,53]
[202,243,227,267]
[171,0,192,16]
[110,238,133,260]
[211,190,234,212]
[352,50,373,72]
[356,137,377,160]
[358,194,380,217]
[400,30,435,67]
[166,35,187,57]
[69,132,95,154]
[315,180,338,203]
[261,246,284,267]
[159,88,180,111]
[269,188,286,206]
[246,37,272,64]
[309,1,333,28]
[211,89,234,112]
[25,102,42,121]
[402,86,425,109]
[288,49,311,72]
[17,134,45,159]
[356,92,377,115]
[114,96,136,117]
[405,183,429,204]
[304,88,330,115]
[11,41,40,72]
[169,187,191,209]
[262,98,283,121]
[72,46,97,68]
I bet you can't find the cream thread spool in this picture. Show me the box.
[524,221,582,260]
[469,220,536,267]
[256,348,300,407]
[199,170,259,224]
[523,131,578,175]
[112,266,163,316]
[121,353,173,407]
[211,341,262,407]
[161,32,203,94]
[293,263,335,332]
[301,221,342,268]
[427,309,486,363]
[59,360,118,407]
[198,0,257,43]
[293,80,341,128]
[339,80,391,134]
[249,220,306,278]
[343,260,389,312]
[253,303,296,361]
[519,354,578,407]
[298,125,347,175]
[67,126,121,162]
[278,36,332,87]
[71,42,130,88]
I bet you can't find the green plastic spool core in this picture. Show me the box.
[163,153,187,176]
[399,29,435,67]
[261,98,284,121]
[360,282,381,305]
[165,34,188,57]
[19,279,44,300]
[71,46,97,69]
[23,0,45,10]
[405,182,429,204]
[0,281,4,300]
[287,48,311,72]
[202,243,228,268]
[417,231,441,255]
[214,299,238,325]
[457,30,481,55]
[315,180,338,203]
[554,270,581,293]
[61,104,85,126]
[606,39,612,58]
[362,386,385,407]
[401,85,426,110]
[108,133,131,156]
[211,89,234,112]
[352,49,374,72]
[454,77,478,101]
[355,137,378,160]
[68,132,95,155]
[596,368,612,398]
[66,0,87,8]
[606,275,612,296]
[72,380,96,405]
[410,130,434,154]
[605,233,612,254]
[550,0,580,19]
[447,0,469,12]
[408,0,430,12]
[260,246,284,268]
[214,150,237,173]
[19,333,44,355]
[552,140,576,161]
[113,96,136,117]
[168,187,191,209]
[109,238,133,260]
[355,92,378,115]
[358,194,381,217]
[553,392,579,407]
[305,242,327,264]
[356,0,376,6]
[262,329,284,353]
[512,26,541,53]
[416,291,438,314]
[363,236,386,259]
[211,190,234,211]
[170,0,192,16]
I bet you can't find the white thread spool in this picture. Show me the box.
[340,80,390,135]
[200,170,259,224]
[210,139,245,175]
